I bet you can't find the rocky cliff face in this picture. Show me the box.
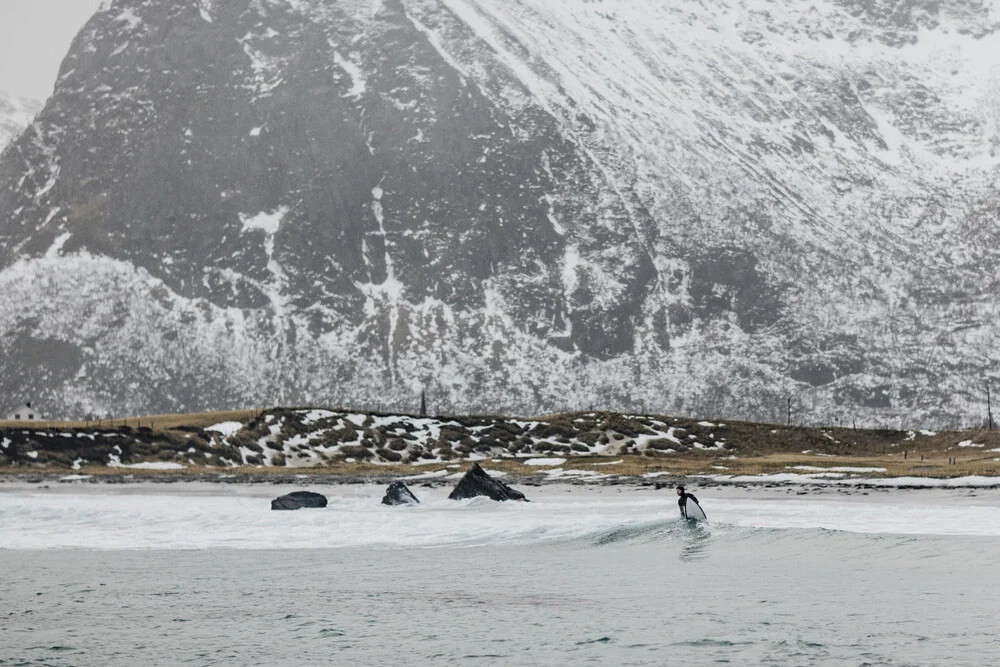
[0,93,41,152]
[0,0,998,426]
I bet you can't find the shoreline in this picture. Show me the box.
[4,407,1000,486]
[4,467,1000,490]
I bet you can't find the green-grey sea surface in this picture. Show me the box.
[2,484,1000,665]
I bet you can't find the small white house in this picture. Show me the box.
[5,402,42,422]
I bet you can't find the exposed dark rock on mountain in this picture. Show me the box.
[271,491,328,510]
[448,463,526,502]
[1,0,999,426]
[382,480,420,505]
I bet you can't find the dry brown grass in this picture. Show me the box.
[9,448,1000,481]
[535,452,1000,479]
[0,409,261,432]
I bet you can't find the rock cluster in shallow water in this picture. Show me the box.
[448,463,527,502]
[382,481,420,505]
[271,491,328,510]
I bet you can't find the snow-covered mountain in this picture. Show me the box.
[0,93,41,152]
[1,0,999,426]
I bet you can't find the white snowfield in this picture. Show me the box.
[108,461,186,470]
[205,421,244,436]
[790,466,888,473]
[4,484,1000,551]
[524,458,566,466]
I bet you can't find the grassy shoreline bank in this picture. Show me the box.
[3,407,999,482]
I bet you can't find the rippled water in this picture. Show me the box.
[3,484,1000,665]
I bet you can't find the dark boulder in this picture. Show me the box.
[448,463,527,502]
[271,491,328,511]
[382,481,420,506]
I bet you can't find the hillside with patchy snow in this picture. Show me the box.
[0,0,999,426]
[0,407,937,470]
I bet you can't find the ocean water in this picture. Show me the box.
[2,483,1000,666]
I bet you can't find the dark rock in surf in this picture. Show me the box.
[448,463,527,502]
[382,481,420,506]
[271,491,328,510]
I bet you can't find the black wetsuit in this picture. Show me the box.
[678,492,699,518]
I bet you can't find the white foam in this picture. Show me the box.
[5,484,1000,550]
[0,485,647,549]
[711,496,1000,537]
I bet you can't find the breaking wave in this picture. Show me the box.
[3,483,1000,550]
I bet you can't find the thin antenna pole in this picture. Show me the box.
[988,383,994,431]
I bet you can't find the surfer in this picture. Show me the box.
[676,485,701,520]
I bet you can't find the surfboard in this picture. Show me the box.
[682,500,707,522]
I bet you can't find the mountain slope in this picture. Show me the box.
[0,93,41,152]
[0,0,998,426]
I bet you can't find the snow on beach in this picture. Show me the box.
[701,473,1000,488]
[115,462,186,470]
[205,421,244,436]
[524,458,566,466]
[543,469,610,479]
[790,466,887,473]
